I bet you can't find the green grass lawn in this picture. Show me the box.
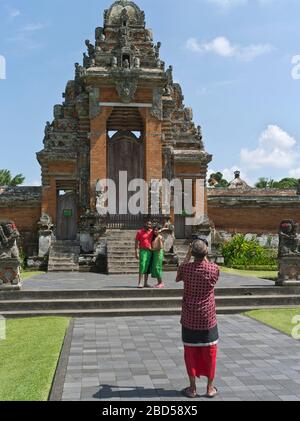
[21,271,46,280]
[220,266,277,281]
[0,317,70,401]
[246,308,300,339]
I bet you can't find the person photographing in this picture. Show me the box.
[176,238,220,399]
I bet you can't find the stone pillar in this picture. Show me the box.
[140,108,163,183]
[90,107,113,210]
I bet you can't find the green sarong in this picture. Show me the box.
[139,249,152,275]
[151,250,164,279]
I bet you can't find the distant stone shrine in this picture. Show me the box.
[0,220,22,290]
[277,220,300,286]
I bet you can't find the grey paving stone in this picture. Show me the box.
[59,314,300,402]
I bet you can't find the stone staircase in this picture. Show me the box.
[106,230,139,275]
[48,241,80,272]
[1,286,300,318]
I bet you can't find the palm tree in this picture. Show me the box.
[0,170,25,187]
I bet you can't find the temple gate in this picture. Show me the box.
[36,0,213,272]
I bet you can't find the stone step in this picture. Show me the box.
[0,304,299,318]
[1,294,300,312]
[48,257,78,263]
[107,257,137,261]
[1,287,299,301]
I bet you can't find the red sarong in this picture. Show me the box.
[184,345,217,379]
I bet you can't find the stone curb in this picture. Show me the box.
[49,319,75,401]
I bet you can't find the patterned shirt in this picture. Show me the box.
[177,260,220,331]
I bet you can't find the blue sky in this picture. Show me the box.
[0,0,300,186]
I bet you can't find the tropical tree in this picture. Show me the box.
[255,177,300,189]
[208,172,229,188]
[255,178,272,189]
[276,178,300,189]
[0,170,25,187]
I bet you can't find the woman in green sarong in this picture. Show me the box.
[151,225,164,289]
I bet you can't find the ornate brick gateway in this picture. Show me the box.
[33,0,212,272]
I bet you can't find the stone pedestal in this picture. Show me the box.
[277,256,300,286]
[0,258,22,290]
[192,217,213,251]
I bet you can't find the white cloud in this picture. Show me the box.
[241,125,299,170]
[9,8,21,18]
[186,36,273,61]
[206,0,277,10]
[21,23,45,32]
[289,168,300,179]
[207,0,247,9]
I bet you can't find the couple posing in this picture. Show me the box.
[135,220,164,289]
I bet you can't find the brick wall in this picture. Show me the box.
[0,206,41,256]
[208,190,300,234]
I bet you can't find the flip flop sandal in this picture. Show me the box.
[181,388,198,399]
[206,387,218,399]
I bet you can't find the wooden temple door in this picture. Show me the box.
[108,131,144,217]
[56,191,77,240]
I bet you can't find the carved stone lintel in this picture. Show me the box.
[113,70,139,103]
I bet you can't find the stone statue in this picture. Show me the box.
[38,214,54,258]
[95,27,105,42]
[44,121,52,139]
[123,59,130,69]
[0,220,20,259]
[154,42,161,59]
[134,57,140,68]
[278,220,300,257]
[85,40,95,58]
[277,220,300,286]
[111,56,118,68]
[0,220,21,288]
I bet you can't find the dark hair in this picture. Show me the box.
[153,224,162,235]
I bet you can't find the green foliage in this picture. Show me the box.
[221,234,278,268]
[19,247,27,270]
[0,169,25,187]
[208,172,229,188]
[255,177,300,189]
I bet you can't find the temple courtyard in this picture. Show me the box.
[0,271,299,401]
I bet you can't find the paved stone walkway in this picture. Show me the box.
[24,272,274,291]
[60,315,300,401]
